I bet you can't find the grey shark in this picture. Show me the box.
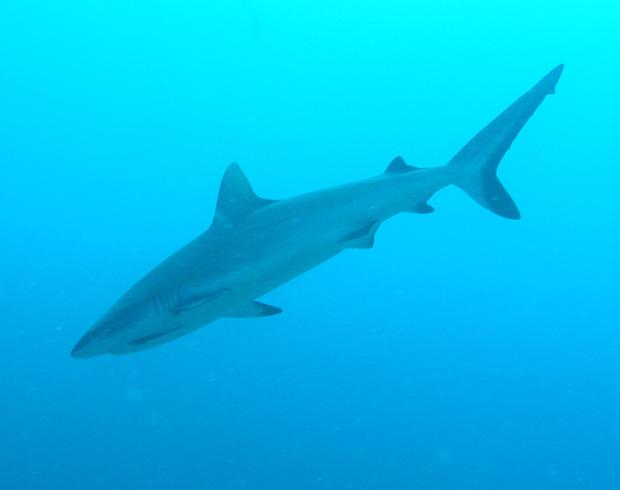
[72,65,564,358]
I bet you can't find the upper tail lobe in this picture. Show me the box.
[448,64,564,219]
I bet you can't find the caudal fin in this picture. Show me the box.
[448,64,564,219]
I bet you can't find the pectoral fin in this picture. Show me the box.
[410,202,434,214]
[226,301,282,318]
[339,221,381,249]
[174,290,226,315]
[129,325,184,346]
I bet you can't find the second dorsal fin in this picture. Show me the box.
[212,163,276,226]
[385,156,421,174]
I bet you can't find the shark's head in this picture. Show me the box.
[71,286,224,358]
[70,296,175,358]
[70,324,119,358]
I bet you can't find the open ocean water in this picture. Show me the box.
[1,1,619,489]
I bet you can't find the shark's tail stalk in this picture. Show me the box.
[447,64,564,219]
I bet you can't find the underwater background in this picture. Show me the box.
[1,1,619,489]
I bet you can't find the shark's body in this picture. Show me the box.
[72,65,563,358]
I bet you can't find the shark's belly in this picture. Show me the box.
[241,242,342,297]
[222,222,351,303]
[109,196,385,354]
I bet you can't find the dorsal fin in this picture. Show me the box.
[384,156,421,174]
[212,163,275,226]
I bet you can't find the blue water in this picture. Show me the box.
[2,1,619,488]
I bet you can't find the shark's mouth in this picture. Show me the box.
[128,325,185,347]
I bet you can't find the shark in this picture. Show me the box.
[71,64,564,358]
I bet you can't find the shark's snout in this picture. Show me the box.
[71,320,126,358]
[71,305,147,358]
[71,299,175,358]
[71,330,111,358]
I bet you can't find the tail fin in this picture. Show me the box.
[448,64,564,219]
